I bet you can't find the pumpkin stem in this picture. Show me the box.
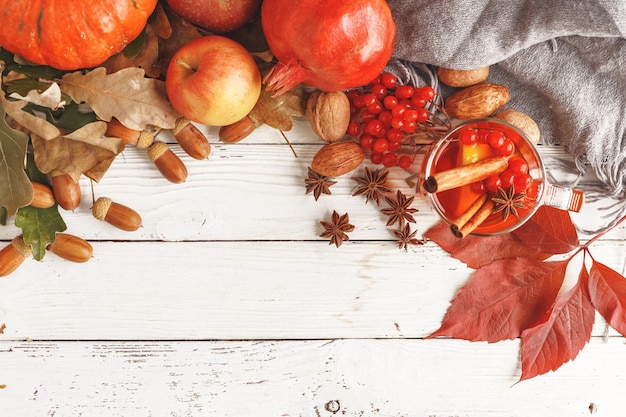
[262,61,307,96]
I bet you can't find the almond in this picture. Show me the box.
[311,141,365,177]
[171,117,211,160]
[494,109,541,144]
[445,83,510,120]
[48,233,93,263]
[92,197,142,232]
[219,115,260,143]
[437,66,490,87]
[307,91,351,143]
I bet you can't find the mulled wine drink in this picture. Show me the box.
[422,119,545,236]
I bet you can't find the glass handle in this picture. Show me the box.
[542,183,584,212]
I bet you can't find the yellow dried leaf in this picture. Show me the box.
[60,67,181,131]
[31,121,125,182]
[249,84,307,131]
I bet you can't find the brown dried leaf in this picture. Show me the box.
[31,121,125,182]
[102,4,172,77]
[249,84,307,131]
[101,23,161,78]
[60,67,181,131]
[0,91,61,140]
[158,7,203,75]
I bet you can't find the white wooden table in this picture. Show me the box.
[1,119,625,416]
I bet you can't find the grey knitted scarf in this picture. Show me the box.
[385,0,626,231]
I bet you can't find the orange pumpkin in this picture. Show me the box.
[0,0,158,70]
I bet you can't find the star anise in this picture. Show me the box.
[381,190,418,227]
[491,185,527,221]
[392,223,424,251]
[351,166,392,205]
[305,167,337,201]
[319,210,355,248]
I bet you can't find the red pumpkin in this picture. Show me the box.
[0,0,158,70]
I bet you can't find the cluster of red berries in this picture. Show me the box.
[345,72,436,169]
[458,126,534,195]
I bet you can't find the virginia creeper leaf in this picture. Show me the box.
[424,221,551,269]
[60,67,181,131]
[512,205,579,254]
[15,205,67,261]
[0,105,33,215]
[519,268,595,381]
[427,258,568,342]
[588,260,626,337]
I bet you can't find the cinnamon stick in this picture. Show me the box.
[450,192,489,233]
[423,156,508,193]
[453,198,495,238]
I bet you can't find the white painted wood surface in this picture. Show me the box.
[1,120,625,416]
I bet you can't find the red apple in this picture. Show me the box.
[166,35,261,126]
[166,0,261,33]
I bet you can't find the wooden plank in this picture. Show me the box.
[0,338,624,417]
[0,240,623,340]
[3,124,623,243]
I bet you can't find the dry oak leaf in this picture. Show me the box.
[9,82,65,111]
[158,6,202,75]
[249,84,307,131]
[31,121,125,182]
[60,67,181,131]
[0,91,61,140]
[102,4,173,78]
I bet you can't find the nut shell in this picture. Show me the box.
[311,141,365,177]
[494,109,541,145]
[445,83,510,120]
[437,66,490,87]
[307,91,351,143]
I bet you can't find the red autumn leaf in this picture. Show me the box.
[427,258,568,342]
[424,221,551,269]
[588,260,626,337]
[512,205,579,254]
[519,267,595,381]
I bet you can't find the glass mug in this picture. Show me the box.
[420,118,583,237]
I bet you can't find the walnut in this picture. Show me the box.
[306,91,351,143]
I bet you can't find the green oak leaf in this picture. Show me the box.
[23,102,97,131]
[0,105,33,215]
[15,205,67,261]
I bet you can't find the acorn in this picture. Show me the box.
[147,141,188,183]
[92,197,142,232]
[105,117,155,149]
[30,181,56,209]
[171,117,211,160]
[51,170,81,211]
[47,233,93,263]
[0,236,32,277]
